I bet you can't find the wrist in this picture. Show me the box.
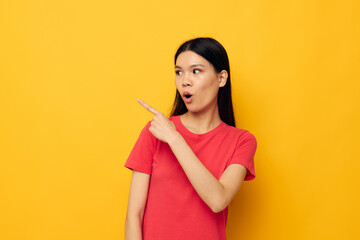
[167,131,183,146]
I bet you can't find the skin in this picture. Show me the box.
[125,51,247,240]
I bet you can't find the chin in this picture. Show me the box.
[185,105,203,114]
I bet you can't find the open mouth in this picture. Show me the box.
[182,92,193,103]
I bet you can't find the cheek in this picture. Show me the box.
[197,76,219,95]
[174,77,181,90]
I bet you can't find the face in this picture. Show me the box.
[175,50,227,114]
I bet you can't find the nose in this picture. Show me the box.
[182,73,192,87]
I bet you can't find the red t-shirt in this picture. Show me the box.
[125,115,257,240]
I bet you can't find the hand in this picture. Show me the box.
[137,99,178,143]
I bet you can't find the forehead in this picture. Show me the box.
[175,51,212,68]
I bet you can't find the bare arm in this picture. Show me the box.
[137,99,247,213]
[125,170,150,240]
[168,134,247,213]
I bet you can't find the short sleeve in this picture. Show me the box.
[228,131,257,181]
[124,122,157,175]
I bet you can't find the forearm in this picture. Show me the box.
[168,133,226,213]
[125,215,143,240]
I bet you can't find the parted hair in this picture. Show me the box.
[170,37,236,127]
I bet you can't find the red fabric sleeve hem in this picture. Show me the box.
[228,162,255,181]
[124,163,152,175]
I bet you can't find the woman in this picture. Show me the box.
[124,37,257,240]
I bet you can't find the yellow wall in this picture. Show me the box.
[1,0,359,239]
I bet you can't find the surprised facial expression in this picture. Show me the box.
[175,51,227,114]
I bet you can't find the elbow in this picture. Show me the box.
[211,206,223,214]
[126,209,145,223]
[210,198,228,213]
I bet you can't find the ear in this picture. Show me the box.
[218,70,228,87]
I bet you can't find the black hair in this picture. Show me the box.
[170,37,236,127]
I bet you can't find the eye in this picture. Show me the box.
[193,69,200,74]
[175,70,183,75]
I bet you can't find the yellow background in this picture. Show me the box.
[1,0,359,239]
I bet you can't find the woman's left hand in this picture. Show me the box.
[137,99,179,143]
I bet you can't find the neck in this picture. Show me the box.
[180,105,222,134]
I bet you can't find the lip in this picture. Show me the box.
[182,91,193,104]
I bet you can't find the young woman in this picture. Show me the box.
[124,37,257,240]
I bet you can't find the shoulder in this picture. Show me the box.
[140,115,177,136]
[168,115,178,122]
[139,121,152,133]
[137,121,155,141]
[221,125,257,152]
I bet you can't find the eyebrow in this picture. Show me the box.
[175,64,206,69]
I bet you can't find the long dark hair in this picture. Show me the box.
[170,37,236,127]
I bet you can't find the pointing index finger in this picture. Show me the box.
[137,99,160,115]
